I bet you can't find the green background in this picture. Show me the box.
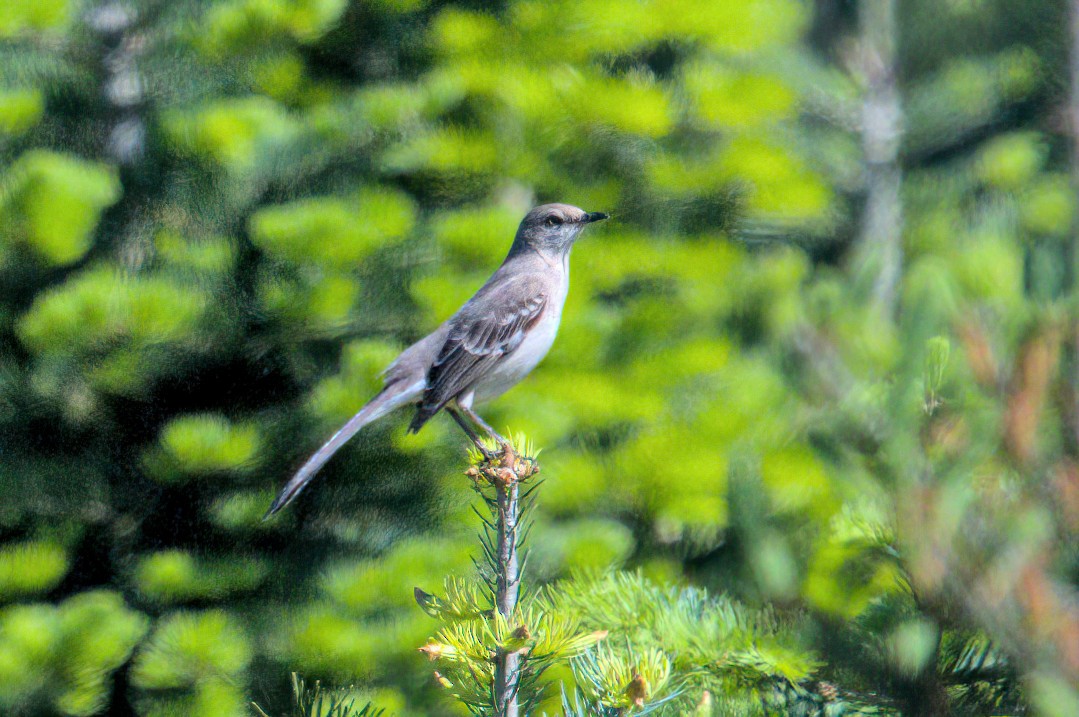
[1,0,1078,714]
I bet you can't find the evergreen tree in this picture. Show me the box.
[0,0,1077,715]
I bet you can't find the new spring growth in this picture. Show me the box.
[626,673,650,708]
[464,434,541,488]
[418,641,457,661]
[502,624,532,655]
[923,336,950,415]
[414,587,442,617]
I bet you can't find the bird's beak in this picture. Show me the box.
[583,212,609,223]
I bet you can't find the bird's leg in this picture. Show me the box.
[446,407,496,459]
[458,405,508,447]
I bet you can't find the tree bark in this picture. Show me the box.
[493,478,520,717]
[857,0,904,314]
[1067,0,1079,453]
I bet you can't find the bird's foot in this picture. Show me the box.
[448,407,491,456]
[468,431,511,463]
[464,435,540,489]
[473,438,499,461]
[459,407,509,452]
[486,430,510,451]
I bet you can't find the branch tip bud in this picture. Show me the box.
[418,641,447,660]
[626,673,650,708]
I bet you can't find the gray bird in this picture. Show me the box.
[267,203,608,515]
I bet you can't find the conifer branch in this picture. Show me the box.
[472,439,540,717]
[417,435,543,716]
[494,475,521,717]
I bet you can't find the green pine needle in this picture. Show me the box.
[251,673,384,717]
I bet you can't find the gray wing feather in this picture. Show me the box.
[408,277,547,431]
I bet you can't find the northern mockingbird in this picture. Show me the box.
[267,203,608,515]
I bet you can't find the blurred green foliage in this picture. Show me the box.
[0,541,68,601]
[0,151,120,266]
[131,609,252,717]
[0,592,148,716]
[253,672,385,717]
[0,0,1077,714]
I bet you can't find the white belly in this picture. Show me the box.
[472,302,563,403]
[463,258,571,405]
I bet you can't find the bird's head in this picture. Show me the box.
[513,203,608,256]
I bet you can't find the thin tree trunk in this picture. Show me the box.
[493,478,520,717]
[89,2,146,168]
[1068,0,1079,453]
[1071,0,1079,223]
[857,0,904,314]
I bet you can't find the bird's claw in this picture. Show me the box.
[473,433,509,462]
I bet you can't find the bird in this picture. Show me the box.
[266,203,608,515]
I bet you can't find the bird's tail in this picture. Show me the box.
[264,381,418,517]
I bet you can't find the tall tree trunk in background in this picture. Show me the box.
[1071,0,1079,262]
[89,1,149,275]
[856,0,904,314]
[89,2,146,168]
[1068,0,1079,452]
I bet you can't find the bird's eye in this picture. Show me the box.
[545,216,563,227]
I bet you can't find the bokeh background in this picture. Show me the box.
[2,0,1079,714]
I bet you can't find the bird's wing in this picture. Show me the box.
[408,277,547,431]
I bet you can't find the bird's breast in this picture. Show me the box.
[472,281,567,403]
